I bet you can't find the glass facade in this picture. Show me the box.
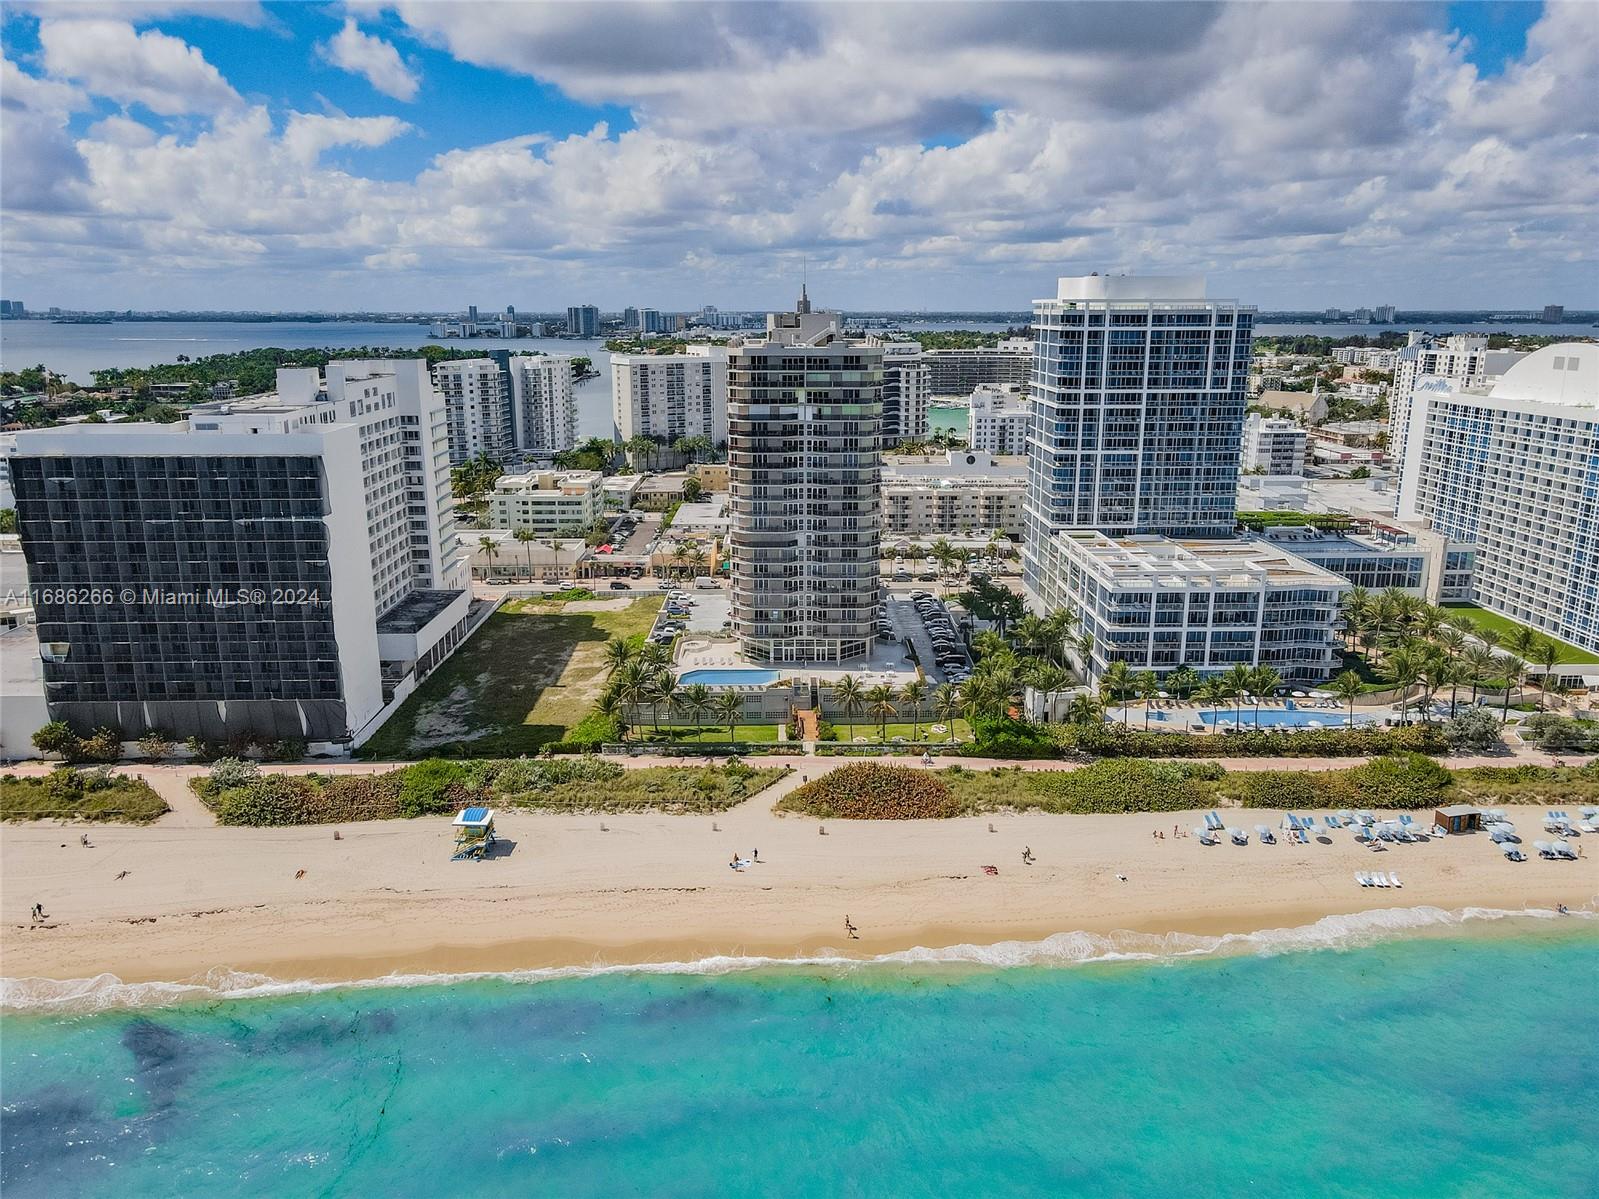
[11,453,348,740]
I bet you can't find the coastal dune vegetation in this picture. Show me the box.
[776,758,1599,820]
[192,756,786,826]
[0,768,168,823]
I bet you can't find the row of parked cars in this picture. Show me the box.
[909,591,971,683]
[649,591,698,644]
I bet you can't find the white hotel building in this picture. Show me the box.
[1397,343,1599,657]
[1389,333,1524,500]
[434,353,577,463]
[9,362,472,749]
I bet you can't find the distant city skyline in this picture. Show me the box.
[2,2,1595,312]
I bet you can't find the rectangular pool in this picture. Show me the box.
[678,669,783,687]
[1198,709,1369,728]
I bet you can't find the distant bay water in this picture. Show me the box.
[2,915,1594,1198]
[4,316,1593,444]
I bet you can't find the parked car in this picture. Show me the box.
[608,580,631,590]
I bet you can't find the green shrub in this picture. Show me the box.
[1012,760,1222,814]
[209,757,261,789]
[1519,713,1597,753]
[1054,722,1448,759]
[214,775,321,826]
[566,710,621,749]
[1,770,167,822]
[968,716,1057,758]
[136,731,176,762]
[398,759,476,818]
[44,766,84,804]
[79,727,123,763]
[1443,708,1503,753]
[32,721,84,762]
[1344,753,1452,808]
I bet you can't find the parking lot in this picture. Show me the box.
[882,592,970,685]
[648,587,732,645]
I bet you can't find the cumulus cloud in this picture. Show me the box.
[3,1,1596,308]
[38,19,241,115]
[319,19,421,101]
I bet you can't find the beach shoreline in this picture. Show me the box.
[4,800,1594,1001]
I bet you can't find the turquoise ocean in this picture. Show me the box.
[3,911,1595,1198]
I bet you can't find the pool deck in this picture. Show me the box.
[674,635,922,688]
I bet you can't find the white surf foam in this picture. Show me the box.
[3,905,1589,1013]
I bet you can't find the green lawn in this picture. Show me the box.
[643,724,780,744]
[830,719,973,743]
[359,596,662,758]
[1444,604,1599,665]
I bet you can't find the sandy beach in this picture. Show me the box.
[4,763,1594,991]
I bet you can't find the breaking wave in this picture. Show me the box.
[3,904,1588,1013]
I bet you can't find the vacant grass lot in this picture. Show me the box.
[1443,603,1599,665]
[830,720,973,743]
[359,596,663,758]
[1,773,169,823]
[644,724,781,744]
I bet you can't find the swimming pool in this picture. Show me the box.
[1198,708,1368,728]
[678,668,783,687]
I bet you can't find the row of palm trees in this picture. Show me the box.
[1341,586,1569,720]
[599,639,745,741]
[828,675,963,742]
[624,433,714,469]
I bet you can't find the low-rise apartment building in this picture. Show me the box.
[882,451,1027,539]
[1030,530,1349,684]
[487,469,603,532]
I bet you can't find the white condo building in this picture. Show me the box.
[435,358,513,463]
[1242,412,1307,476]
[610,348,729,448]
[967,383,1030,454]
[1397,343,1599,656]
[1024,274,1255,582]
[8,361,472,748]
[509,354,577,457]
[864,337,931,444]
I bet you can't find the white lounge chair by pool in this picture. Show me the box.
[1388,873,1402,888]
[1371,873,1389,887]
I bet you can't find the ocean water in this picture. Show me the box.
[3,912,1595,1198]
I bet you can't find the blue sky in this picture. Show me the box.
[1,1,1594,312]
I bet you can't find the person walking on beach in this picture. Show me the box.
[845,915,859,939]
[752,848,759,863]
[30,902,45,923]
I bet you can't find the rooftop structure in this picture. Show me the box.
[487,469,603,533]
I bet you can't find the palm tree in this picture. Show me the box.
[1014,613,1050,660]
[1382,646,1421,725]
[626,434,657,469]
[640,640,672,670]
[1434,626,1467,713]
[683,543,706,578]
[1193,679,1221,722]
[669,543,689,578]
[602,637,635,676]
[677,682,713,736]
[1247,665,1282,724]
[1408,603,1445,643]
[1332,669,1363,729]
[1530,636,1561,710]
[1339,586,1370,653]
[1461,644,1498,710]
[865,684,897,740]
[832,674,865,742]
[1222,664,1254,731]
[1167,665,1200,701]
[1099,661,1133,726]
[932,683,962,742]
[614,659,652,736]
[713,691,744,742]
[1066,691,1102,727]
[1499,653,1527,722]
[900,679,927,741]
[513,527,537,579]
[648,669,678,734]
[1414,645,1450,723]
[477,535,500,580]
[971,630,1008,661]
[1043,609,1080,668]
[1135,670,1160,728]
